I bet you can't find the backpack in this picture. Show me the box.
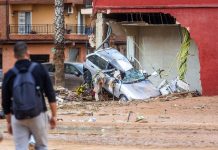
[12,62,43,120]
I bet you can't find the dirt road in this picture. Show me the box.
[1,96,218,150]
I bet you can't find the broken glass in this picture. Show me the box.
[122,68,145,84]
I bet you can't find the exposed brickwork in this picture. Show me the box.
[0,4,7,40]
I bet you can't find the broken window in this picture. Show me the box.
[122,68,145,84]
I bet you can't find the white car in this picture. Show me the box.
[83,48,160,101]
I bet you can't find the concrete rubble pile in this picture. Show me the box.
[55,86,79,104]
[152,91,201,102]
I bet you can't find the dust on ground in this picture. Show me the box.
[1,95,218,150]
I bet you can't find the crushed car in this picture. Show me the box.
[83,48,160,101]
[42,62,84,90]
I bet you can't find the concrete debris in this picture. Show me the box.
[193,105,207,109]
[54,85,200,106]
[88,117,97,122]
[77,111,94,116]
[154,91,200,102]
[135,115,145,122]
[55,86,78,102]
[159,116,170,119]
[72,117,97,123]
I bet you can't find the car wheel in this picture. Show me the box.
[83,69,92,85]
[119,95,129,103]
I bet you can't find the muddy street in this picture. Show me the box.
[1,96,218,149]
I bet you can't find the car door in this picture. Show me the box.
[86,54,109,75]
[85,55,99,76]
[64,63,83,90]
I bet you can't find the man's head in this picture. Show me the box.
[14,41,29,60]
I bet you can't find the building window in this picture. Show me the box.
[30,55,49,63]
[68,48,79,62]
[18,12,32,34]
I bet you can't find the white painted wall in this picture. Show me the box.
[125,25,202,92]
[126,36,135,61]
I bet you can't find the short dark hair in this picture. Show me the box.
[14,41,28,58]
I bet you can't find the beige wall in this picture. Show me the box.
[9,4,91,25]
[124,25,202,92]
[0,4,7,40]
[32,5,54,24]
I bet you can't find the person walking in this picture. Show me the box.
[1,41,57,150]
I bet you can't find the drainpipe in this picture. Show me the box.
[6,0,9,40]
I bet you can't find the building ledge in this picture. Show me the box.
[9,34,88,41]
[8,0,83,4]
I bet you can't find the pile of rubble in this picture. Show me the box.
[55,86,96,107]
[153,91,201,102]
[54,86,201,107]
[55,86,78,101]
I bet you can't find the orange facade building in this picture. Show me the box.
[0,0,94,72]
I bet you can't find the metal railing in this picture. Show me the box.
[83,0,92,8]
[9,24,91,35]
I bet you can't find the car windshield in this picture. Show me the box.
[122,68,145,84]
[73,63,83,74]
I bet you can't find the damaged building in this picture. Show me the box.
[92,0,218,96]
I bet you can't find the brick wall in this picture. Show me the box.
[0,4,7,40]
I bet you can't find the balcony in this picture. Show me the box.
[9,24,92,41]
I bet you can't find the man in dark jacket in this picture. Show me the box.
[2,41,57,150]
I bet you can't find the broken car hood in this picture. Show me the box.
[121,80,160,100]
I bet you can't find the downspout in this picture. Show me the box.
[6,0,9,40]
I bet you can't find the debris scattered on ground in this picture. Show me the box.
[159,116,171,119]
[57,118,63,121]
[127,111,133,122]
[135,115,145,122]
[55,86,78,102]
[71,117,97,123]
[193,104,207,110]
[153,91,200,102]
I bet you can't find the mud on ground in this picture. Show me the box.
[1,96,218,150]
